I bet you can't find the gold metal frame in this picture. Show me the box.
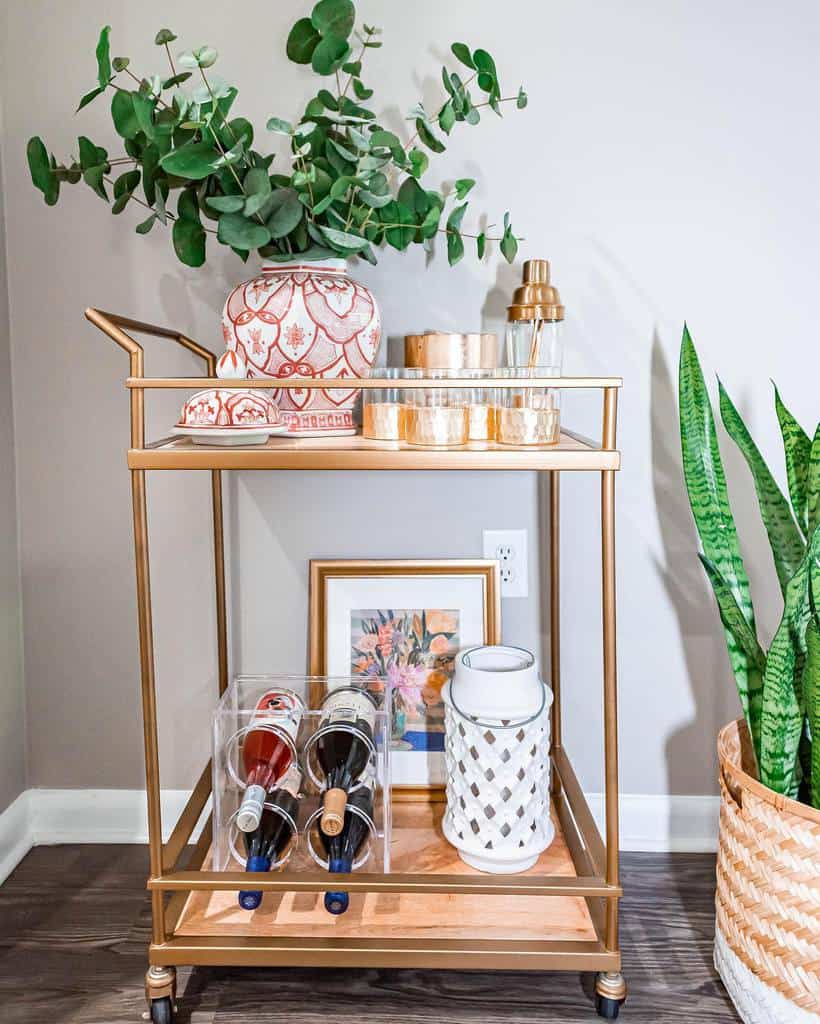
[308,557,501,799]
[85,307,624,1004]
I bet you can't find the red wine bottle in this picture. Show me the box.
[319,778,375,915]
[316,686,377,836]
[237,688,303,833]
[239,765,301,911]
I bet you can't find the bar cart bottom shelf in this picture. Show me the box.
[171,801,602,957]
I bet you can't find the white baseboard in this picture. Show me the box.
[0,787,719,885]
[0,792,34,885]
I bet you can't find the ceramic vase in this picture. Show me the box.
[221,258,381,436]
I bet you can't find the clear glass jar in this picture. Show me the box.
[404,369,469,448]
[496,367,561,446]
[361,368,409,441]
[461,369,498,442]
[505,319,563,372]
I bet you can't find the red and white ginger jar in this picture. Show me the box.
[221,258,381,436]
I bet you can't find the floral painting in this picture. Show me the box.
[350,609,460,751]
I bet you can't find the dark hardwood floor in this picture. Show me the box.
[0,846,739,1023]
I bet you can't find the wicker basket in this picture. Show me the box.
[715,718,820,1022]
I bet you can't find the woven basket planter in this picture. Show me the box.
[715,718,820,1022]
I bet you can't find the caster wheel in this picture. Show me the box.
[596,994,623,1019]
[150,996,174,1024]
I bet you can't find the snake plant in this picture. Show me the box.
[679,326,820,807]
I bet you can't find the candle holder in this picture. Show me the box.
[404,369,469,448]
[496,367,561,446]
[361,368,409,441]
[461,368,498,442]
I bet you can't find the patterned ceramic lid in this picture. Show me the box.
[178,389,280,429]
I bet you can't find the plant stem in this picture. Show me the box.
[164,43,177,77]
[196,67,268,228]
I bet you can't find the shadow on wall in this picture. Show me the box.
[650,332,740,808]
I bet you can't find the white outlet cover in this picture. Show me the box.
[482,529,528,598]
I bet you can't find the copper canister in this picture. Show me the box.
[404,332,498,370]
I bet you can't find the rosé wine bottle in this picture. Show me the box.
[236,689,303,833]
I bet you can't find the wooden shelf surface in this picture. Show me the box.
[128,430,619,471]
[174,802,595,943]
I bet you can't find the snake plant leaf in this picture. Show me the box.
[698,556,766,668]
[807,424,820,538]
[680,327,761,747]
[806,615,820,808]
[719,380,805,595]
[775,385,812,538]
[760,527,820,795]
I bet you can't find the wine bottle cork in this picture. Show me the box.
[321,788,347,836]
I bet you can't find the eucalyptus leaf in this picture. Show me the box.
[517,86,528,109]
[311,0,355,40]
[454,178,475,200]
[408,148,428,179]
[451,42,475,69]
[112,57,130,72]
[27,137,59,205]
[319,225,370,251]
[286,18,321,63]
[439,101,456,135]
[416,119,445,154]
[207,194,245,213]
[500,227,518,263]
[217,212,271,249]
[111,91,139,139]
[447,229,464,266]
[135,213,157,233]
[159,141,221,179]
[77,85,106,113]
[163,72,191,88]
[266,188,303,238]
[267,117,293,135]
[476,231,486,259]
[95,25,112,89]
[173,216,206,266]
[311,34,350,76]
[155,28,177,45]
[353,79,373,101]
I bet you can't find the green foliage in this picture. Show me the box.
[679,327,820,807]
[26,2,526,268]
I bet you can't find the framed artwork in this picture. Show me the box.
[309,559,501,798]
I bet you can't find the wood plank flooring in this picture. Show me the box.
[0,846,739,1023]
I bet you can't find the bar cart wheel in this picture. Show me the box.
[595,972,626,1019]
[149,996,174,1024]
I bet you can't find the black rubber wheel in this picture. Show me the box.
[150,996,174,1024]
[595,994,622,1019]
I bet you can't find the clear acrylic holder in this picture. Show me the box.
[212,674,391,875]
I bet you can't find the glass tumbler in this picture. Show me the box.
[496,367,561,446]
[461,369,498,442]
[404,369,469,448]
[362,368,408,441]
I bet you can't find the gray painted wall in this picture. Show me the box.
[0,75,26,814]
[2,0,815,799]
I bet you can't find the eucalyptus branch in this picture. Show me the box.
[122,67,169,107]
[101,175,215,233]
[404,71,477,153]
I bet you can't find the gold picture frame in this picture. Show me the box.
[309,559,501,801]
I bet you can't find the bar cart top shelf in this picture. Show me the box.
[129,431,620,471]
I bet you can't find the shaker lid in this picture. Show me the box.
[507,259,565,322]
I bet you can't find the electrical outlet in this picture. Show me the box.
[483,529,528,598]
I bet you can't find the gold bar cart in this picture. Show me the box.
[87,308,626,1022]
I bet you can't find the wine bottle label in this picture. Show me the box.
[236,784,266,832]
[320,688,376,731]
[277,763,302,799]
[250,688,303,743]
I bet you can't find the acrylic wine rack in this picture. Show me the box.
[87,308,627,1022]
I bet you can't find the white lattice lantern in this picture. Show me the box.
[442,646,554,873]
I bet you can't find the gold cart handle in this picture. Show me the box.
[85,307,217,448]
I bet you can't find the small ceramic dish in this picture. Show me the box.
[174,388,285,446]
